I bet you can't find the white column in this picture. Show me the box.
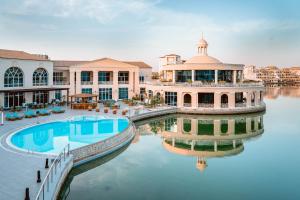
[214,141,218,152]
[215,70,218,84]
[172,70,176,83]
[113,70,119,100]
[214,120,221,135]
[233,70,237,84]
[75,70,81,94]
[246,92,251,107]
[69,70,75,95]
[93,70,98,94]
[191,70,195,82]
[233,140,236,148]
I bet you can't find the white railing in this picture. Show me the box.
[81,81,93,85]
[35,144,70,200]
[53,81,69,85]
[146,81,263,88]
[98,81,113,85]
[118,80,129,84]
[235,103,247,107]
[183,103,192,107]
[198,103,214,108]
[221,103,228,108]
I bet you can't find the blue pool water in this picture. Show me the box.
[10,116,129,154]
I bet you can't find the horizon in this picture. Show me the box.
[1,0,300,70]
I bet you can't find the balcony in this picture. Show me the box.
[118,80,129,84]
[235,103,247,107]
[146,81,264,88]
[98,81,113,85]
[53,80,69,85]
[81,81,93,85]
[198,103,214,108]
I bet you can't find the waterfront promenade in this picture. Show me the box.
[0,104,174,200]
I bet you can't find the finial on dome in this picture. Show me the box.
[198,34,208,55]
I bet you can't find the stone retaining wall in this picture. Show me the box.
[70,123,135,165]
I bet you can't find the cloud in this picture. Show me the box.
[16,0,159,23]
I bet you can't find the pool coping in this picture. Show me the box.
[3,115,129,156]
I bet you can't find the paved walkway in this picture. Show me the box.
[0,103,169,200]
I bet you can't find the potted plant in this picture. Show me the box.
[122,110,127,115]
[95,107,100,112]
[113,109,117,114]
[88,105,93,111]
[104,108,108,113]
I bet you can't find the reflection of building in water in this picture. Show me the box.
[265,86,300,99]
[135,113,264,172]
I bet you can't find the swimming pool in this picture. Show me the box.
[9,116,129,154]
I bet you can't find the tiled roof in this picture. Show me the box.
[0,49,49,61]
[53,60,88,67]
[123,61,152,69]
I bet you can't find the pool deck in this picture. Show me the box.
[0,104,174,200]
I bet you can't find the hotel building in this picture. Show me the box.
[0,36,266,114]
[144,37,265,114]
[0,49,151,109]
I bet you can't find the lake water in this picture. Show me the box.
[59,87,300,200]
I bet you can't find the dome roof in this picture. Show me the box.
[196,160,207,172]
[185,55,221,64]
[198,39,208,47]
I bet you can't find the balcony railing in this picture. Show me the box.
[118,80,129,84]
[146,81,264,88]
[98,81,113,85]
[53,81,69,85]
[235,103,247,107]
[221,103,229,108]
[198,103,214,108]
[81,81,93,85]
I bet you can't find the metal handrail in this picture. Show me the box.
[35,144,70,200]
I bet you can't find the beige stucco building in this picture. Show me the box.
[0,50,151,109]
[144,37,266,114]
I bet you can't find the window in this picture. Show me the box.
[139,76,145,83]
[53,72,64,84]
[33,68,48,86]
[165,92,177,106]
[98,71,112,83]
[81,71,92,83]
[118,71,129,84]
[99,88,112,100]
[195,70,215,82]
[119,88,128,99]
[198,93,214,104]
[55,90,62,100]
[33,91,49,104]
[218,70,233,83]
[4,67,24,87]
[175,70,192,83]
[4,92,24,108]
[82,88,92,94]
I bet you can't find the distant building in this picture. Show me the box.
[243,65,300,85]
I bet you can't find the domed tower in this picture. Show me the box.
[196,157,207,172]
[198,34,208,56]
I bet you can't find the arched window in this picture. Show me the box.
[4,67,24,87]
[33,68,48,86]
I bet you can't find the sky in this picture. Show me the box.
[0,0,300,70]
